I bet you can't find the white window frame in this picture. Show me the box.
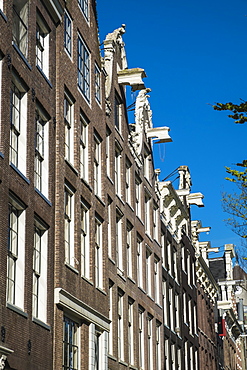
[10,77,27,175]
[32,217,48,323]
[34,104,49,198]
[107,197,113,259]
[95,64,101,104]
[118,291,124,360]
[138,307,145,369]
[95,215,103,289]
[126,158,132,206]
[137,236,143,288]
[144,146,151,182]
[81,200,90,279]
[36,11,50,77]
[64,183,75,267]
[114,94,122,131]
[89,324,108,370]
[155,322,161,370]
[128,298,134,365]
[147,315,153,370]
[63,316,79,370]
[106,128,111,179]
[115,142,122,197]
[13,0,29,59]
[126,222,133,278]
[135,175,142,219]
[146,248,152,297]
[154,257,160,304]
[64,92,74,164]
[116,209,123,271]
[108,282,113,356]
[7,194,26,310]
[78,34,90,102]
[80,112,89,182]
[64,10,72,57]
[78,0,89,20]
[94,132,102,197]
[144,191,151,236]
[153,202,159,241]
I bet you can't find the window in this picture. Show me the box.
[135,175,142,219]
[169,285,174,331]
[144,146,151,182]
[115,142,122,197]
[146,248,152,296]
[156,322,161,370]
[137,236,143,288]
[107,197,113,259]
[114,94,122,131]
[95,64,101,103]
[175,293,180,334]
[128,298,134,365]
[64,10,72,56]
[147,315,153,370]
[81,201,90,279]
[33,217,48,322]
[118,291,124,360]
[106,128,111,178]
[163,280,168,327]
[78,0,88,20]
[144,191,151,236]
[64,92,74,164]
[78,35,90,101]
[126,158,132,205]
[138,307,145,369]
[63,316,79,370]
[80,112,89,181]
[154,257,160,304]
[126,222,133,278]
[89,324,108,370]
[164,340,170,370]
[36,11,50,77]
[64,183,75,266]
[153,202,159,241]
[94,132,102,197]
[108,281,114,355]
[116,209,123,271]
[95,215,103,288]
[34,104,50,197]
[10,76,28,175]
[13,0,28,58]
[7,194,26,309]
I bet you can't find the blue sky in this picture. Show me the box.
[97,1,247,259]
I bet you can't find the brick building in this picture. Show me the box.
[1,1,242,370]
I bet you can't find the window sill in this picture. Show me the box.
[7,302,28,318]
[107,175,114,185]
[12,42,32,70]
[119,360,128,367]
[35,188,52,206]
[116,193,125,206]
[126,202,134,212]
[155,302,163,310]
[0,9,7,22]
[117,269,126,282]
[77,86,91,107]
[81,275,93,286]
[65,159,79,176]
[36,65,52,88]
[10,163,30,184]
[96,287,107,296]
[95,194,105,207]
[0,152,4,159]
[32,317,51,331]
[138,286,146,294]
[136,215,144,225]
[108,256,116,265]
[65,262,79,274]
[81,177,92,191]
[147,294,154,302]
[108,354,117,362]
[127,276,136,285]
